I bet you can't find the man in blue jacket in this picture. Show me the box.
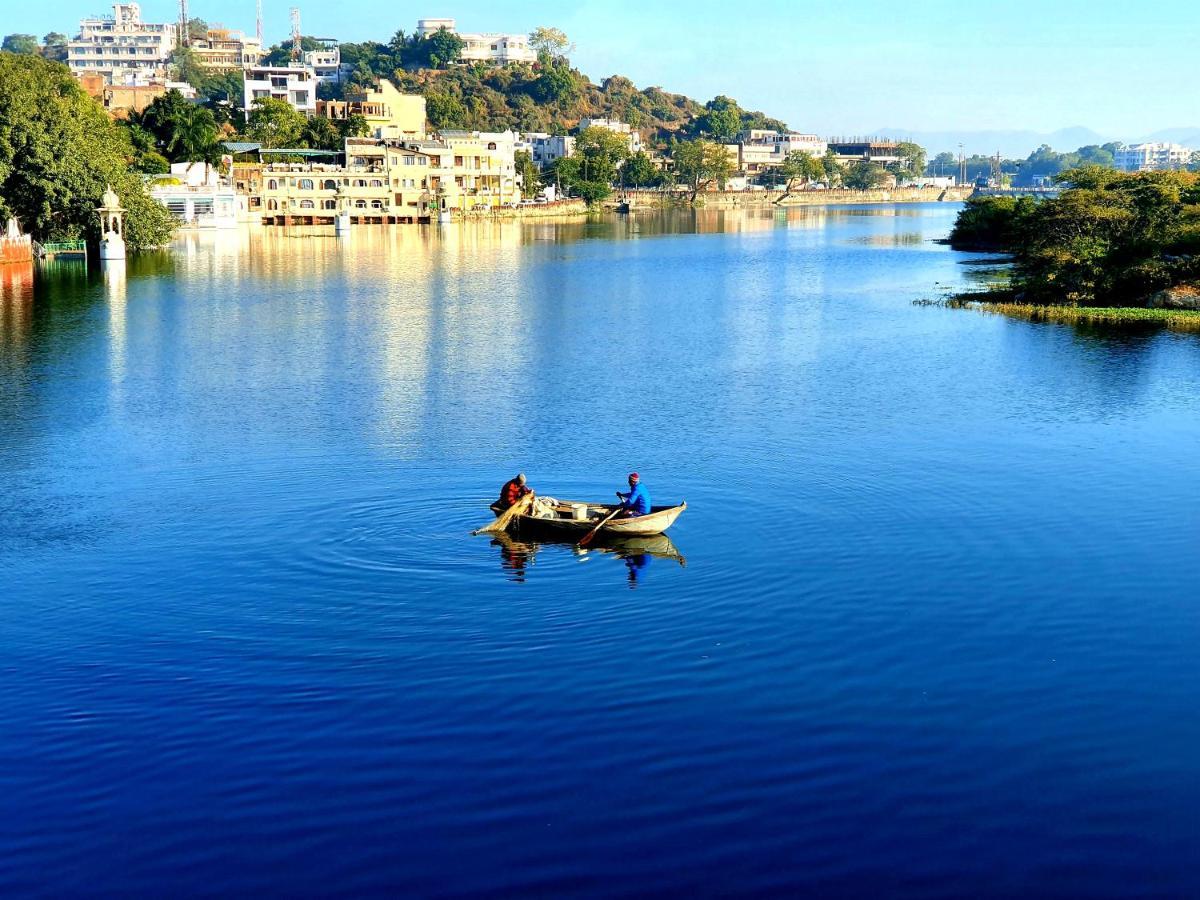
[616,472,651,518]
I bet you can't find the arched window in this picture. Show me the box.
[354,200,367,209]
[370,200,384,209]
[267,179,278,190]
[487,142,497,150]
[267,199,278,210]
[299,178,314,190]
[369,179,383,187]
[299,200,314,209]
[323,179,337,190]
[323,200,337,210]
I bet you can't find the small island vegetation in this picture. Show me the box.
[943,167,1200,329]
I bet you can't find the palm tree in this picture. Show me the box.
[167,107,222,182]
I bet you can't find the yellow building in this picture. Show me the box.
[318,81,427,141]
[191,29,263,73]
[253,134,521,225]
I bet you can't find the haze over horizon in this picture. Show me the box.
[14,0,1200,146]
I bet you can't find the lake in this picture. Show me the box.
[2,205,1198,896]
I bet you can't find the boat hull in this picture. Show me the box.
[490,500,686,539]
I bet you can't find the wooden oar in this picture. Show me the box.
[474,493,534,536]
[577,505,623,549]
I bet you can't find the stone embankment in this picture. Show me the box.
[614,186,973,209]
[461,199,589,220]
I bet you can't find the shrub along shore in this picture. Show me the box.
[943,167,1200,329]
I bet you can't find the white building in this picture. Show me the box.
[303,41,341,85]
[68,2,177,84]
[578,118,643,154]
[244,65,318,115]
[150,163,239,229]
[1114,142,1196,172]
[415,18,537,64]
[738,130,828,176]
[525,134,576,168]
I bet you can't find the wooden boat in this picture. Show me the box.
[489,499,686,539]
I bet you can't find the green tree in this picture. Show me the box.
[774,151,825,202]
[2,34,39,55]
[0,52,175,249]
[338,113,370,140]
[187,18,209,43]
[515,150,541,198]
[299,115,342,152]
[170,46,207,88]
[529,26,572,63]
[41,32,68,62]
[423,28,465,69]
[672,138,736,202]
[622,151,661,188]
[245,97,307,149]
[696,95,743,141]
[822,150,846,188]
[425,91,467,129]
[531,63,576,103]
[575,126,630,185]
[891,141,927,181]
[166,106,222,169]
[844,160,887,190]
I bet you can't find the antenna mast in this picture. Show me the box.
[256,0,263,45]
[290,8,301,62]
[179,0,190,47]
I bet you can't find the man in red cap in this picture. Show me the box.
[616,472,651,518]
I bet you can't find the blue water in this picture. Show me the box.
[2,206,1198,896]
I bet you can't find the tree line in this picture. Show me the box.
[948,167,1200,306]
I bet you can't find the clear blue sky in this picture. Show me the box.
[14,0,1200,138]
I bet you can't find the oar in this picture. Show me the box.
[473,493,534,536]
[577,505,623,549]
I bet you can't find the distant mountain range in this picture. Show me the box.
[872,127,1200,159]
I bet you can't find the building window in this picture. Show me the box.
[298,178,314,190]
[354,200,366,208]
[323,179,337,190]
[369,179,383,187]
[267,199,278,210]
[354,179,366,187]
[267,179,278,190]
[299,200,314,209]
[323,200,337,210]
[370,200,384,209]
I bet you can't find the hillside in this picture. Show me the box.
[334,36,788,143]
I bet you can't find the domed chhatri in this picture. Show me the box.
[96,185,126,261]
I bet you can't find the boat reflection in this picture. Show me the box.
[490,531,686,586]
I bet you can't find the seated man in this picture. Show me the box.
[615,472,651,518]
[498,473,533,510]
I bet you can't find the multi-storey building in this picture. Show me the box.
[78,70,197,117]
[318,81,427,140]
[1114,142,1196,172]
[525,134,576,168]
[252,132,521,224]
[737,130,828,176]
[303,41,341,84]
[67,2,176,84]
[244,65,318,114]
[415,18,537,64]
[827,139,902,167]
[191,28,263,72]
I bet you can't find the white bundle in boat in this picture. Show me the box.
[531,496,560,519]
